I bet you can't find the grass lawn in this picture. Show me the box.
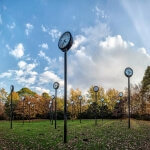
[0,119,150,150]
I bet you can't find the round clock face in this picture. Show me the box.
[51,95,55,100]
[10,85,14,92]
[117,100,120,103]
[21,96,25,101]
[119,92,123,97]
[58,31,73,52]
[124,67,133,77]
[93,86,99,92]
[78,96,82,100]
[53,82,59,89]
[101,98,104,102]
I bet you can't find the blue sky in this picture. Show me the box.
[0,0,150,95]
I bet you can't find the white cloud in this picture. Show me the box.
[67,23,150,92]
[25,23,34,35]
[41,25,47,32]
[18,61,27,69]
[14,60,38,86]
[32,86,50,95]
[49,29,61,42]
[39,71,64,86]
[94,6,108,19]
[38,50,51,64]
[71,35,86,50]
[9,43,24,58]
[0,15,2,24]
[39,43,48,49]
[41,25,61,42]
[121,1,150,49]
[0,72,12,78]
[99,35,128,50]
[7,22,16,29]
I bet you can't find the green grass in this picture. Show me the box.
[0,119,150,150]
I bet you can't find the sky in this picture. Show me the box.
[0,0,150,96]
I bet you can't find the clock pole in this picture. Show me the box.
[124,67,133,129]
[128,77,130,129]
[64,51,67,143]
[53,82,59,129]
[58,31,73,143]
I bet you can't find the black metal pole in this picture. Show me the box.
[49,104,51,123]
[29,104,30,123]
[64,51,67,143]
[102,101,103,122]
[55,89,57,129]
[80,99,81,123]
[51,99,53,125]
[72,104,73,122]
[128,77,131,129]
[95,92,97,126]
[10,91,13,129]
[23,99,25,125]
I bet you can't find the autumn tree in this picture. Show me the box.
[5,91,19,119]
[141,66,150,115]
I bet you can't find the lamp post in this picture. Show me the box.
[58,31,73,143]
[28,101,31,123]
[10,85,14,129]
[116,100,120,119]
[21,96,25,125]
[49,101,52,123]
[53,82,59,129]
[71,101,74,121]
[31,104,35,120]
[51,95,55,125]
[78,96,82,123]
[119,92,123,121]
[101,98,104,122]
[93,86,99,126]
[124,67,133,129]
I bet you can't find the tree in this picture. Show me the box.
[0,88,8,103]
[141,66,150,114]
[17,87,37,97]
[5,92,20,119]
[106,88,119,111]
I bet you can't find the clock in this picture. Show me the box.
[21,96,25,101]
[51,95,55,100]
[117,100,120,103]
[101,98,104,102]
[124,67,133,77]
[93,86,99,92]
[10,85,14,92]
[58,31,73,52]
[119,92,123,97]
[53,82,59,89]
[78,96,82,100]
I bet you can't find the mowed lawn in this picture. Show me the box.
[0,119,150,150]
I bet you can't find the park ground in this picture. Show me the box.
[0,119,150,150]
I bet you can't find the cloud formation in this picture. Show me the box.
[9,43,24,58]
[25,23,34,36]
[68,23,150,92]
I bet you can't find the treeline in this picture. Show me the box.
[0,66,150,121]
